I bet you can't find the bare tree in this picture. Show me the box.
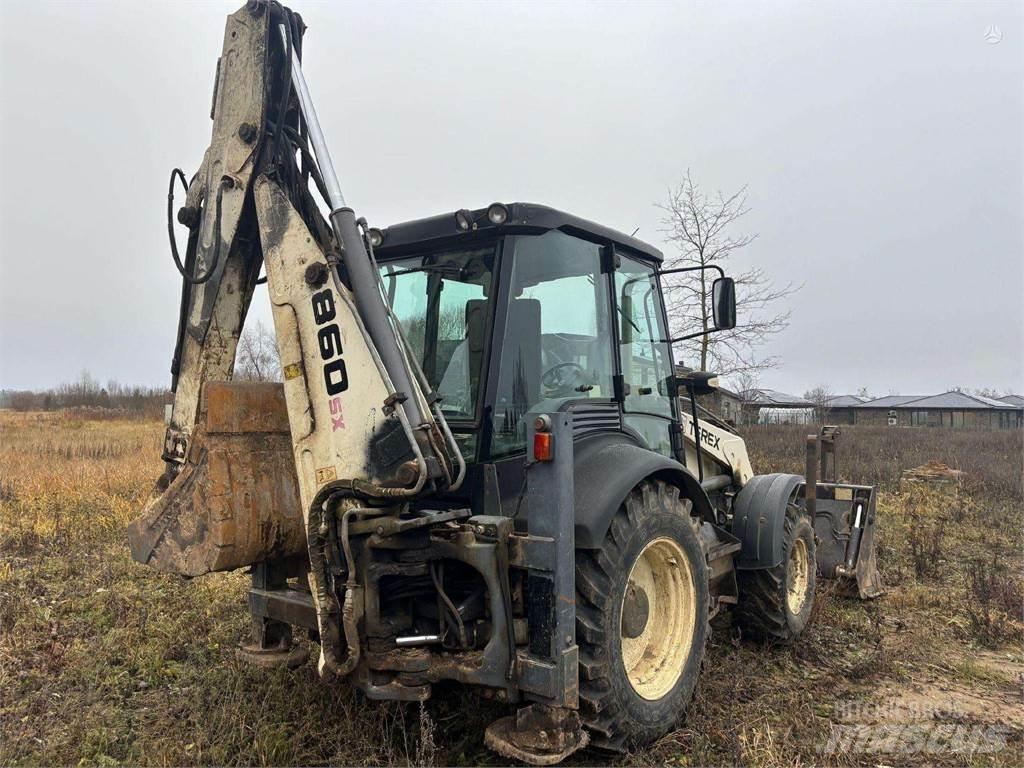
[973,387,1005,399]
[731,370,761,426]
[235,320,281,382]
[803,384,834,423]
[2,375,169,415]
[658,170,798,377]
[732,370,760,398]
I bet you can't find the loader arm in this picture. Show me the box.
[128,0,463,674]
[679,409,754,486]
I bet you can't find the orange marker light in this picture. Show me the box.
[533,432,553,461]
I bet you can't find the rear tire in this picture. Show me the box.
[735,503,816,643]
[575,480,709,750]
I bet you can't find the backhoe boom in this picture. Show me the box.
[129,0,461,675]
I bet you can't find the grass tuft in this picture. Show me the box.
[1,412,1021,766]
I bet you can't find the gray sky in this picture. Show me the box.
[1,0,1021,396]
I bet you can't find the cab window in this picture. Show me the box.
[379,244,496,422]
[615,255,675,454]
[489,231,614,457]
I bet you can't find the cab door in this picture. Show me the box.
[613,254,677,456]
[482,230,619,507]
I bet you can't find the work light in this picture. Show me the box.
[486,203,509,225]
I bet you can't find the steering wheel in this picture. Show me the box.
[541,362,585,392]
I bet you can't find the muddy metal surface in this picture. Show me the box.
[127,382,305,576]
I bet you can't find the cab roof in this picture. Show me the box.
[372,202,663,263]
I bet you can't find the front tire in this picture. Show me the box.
[575,480,709,750]
[735,503,816,643]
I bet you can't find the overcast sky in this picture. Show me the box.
[1,0,1020,396]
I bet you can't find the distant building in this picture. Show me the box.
[704,387,744,425]
[740,389,815,426]
[854,391,1021,429]
[822,394,868,424]
[672,365,744,424]
[994,395,1024,428]
[757,407,816,425]
[849,395,925,427]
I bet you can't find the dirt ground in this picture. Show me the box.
[0,412,1021,766]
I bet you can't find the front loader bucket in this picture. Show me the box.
[807,483,884,599]
[127,382,306,577]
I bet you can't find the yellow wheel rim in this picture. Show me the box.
[786,537,810,616]
[620,537,696,701]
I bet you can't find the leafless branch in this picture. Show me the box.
[234,320,281,382]
[657,170,798,379]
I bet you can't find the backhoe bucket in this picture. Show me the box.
[127,382,305,577]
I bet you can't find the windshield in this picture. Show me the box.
[379,244,497,421]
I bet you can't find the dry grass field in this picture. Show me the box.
[1,411,1021,766]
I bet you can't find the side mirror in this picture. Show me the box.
[712,277,736,330]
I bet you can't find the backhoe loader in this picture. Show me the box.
[128,2,881,762]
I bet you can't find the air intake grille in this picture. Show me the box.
[570,402,621,436]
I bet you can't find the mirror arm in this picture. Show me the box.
[657,264,726,279]
[664,326,726,345]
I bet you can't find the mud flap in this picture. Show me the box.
[806,483,884,599]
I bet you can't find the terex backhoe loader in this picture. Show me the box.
[128,2,881,762]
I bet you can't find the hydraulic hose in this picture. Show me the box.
[166,171,230,286]
[277,23,454,485]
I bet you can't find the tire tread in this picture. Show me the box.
[575,480,708,750]
[734,503,815,643]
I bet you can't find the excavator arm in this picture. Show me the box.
[128,0,463,674]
